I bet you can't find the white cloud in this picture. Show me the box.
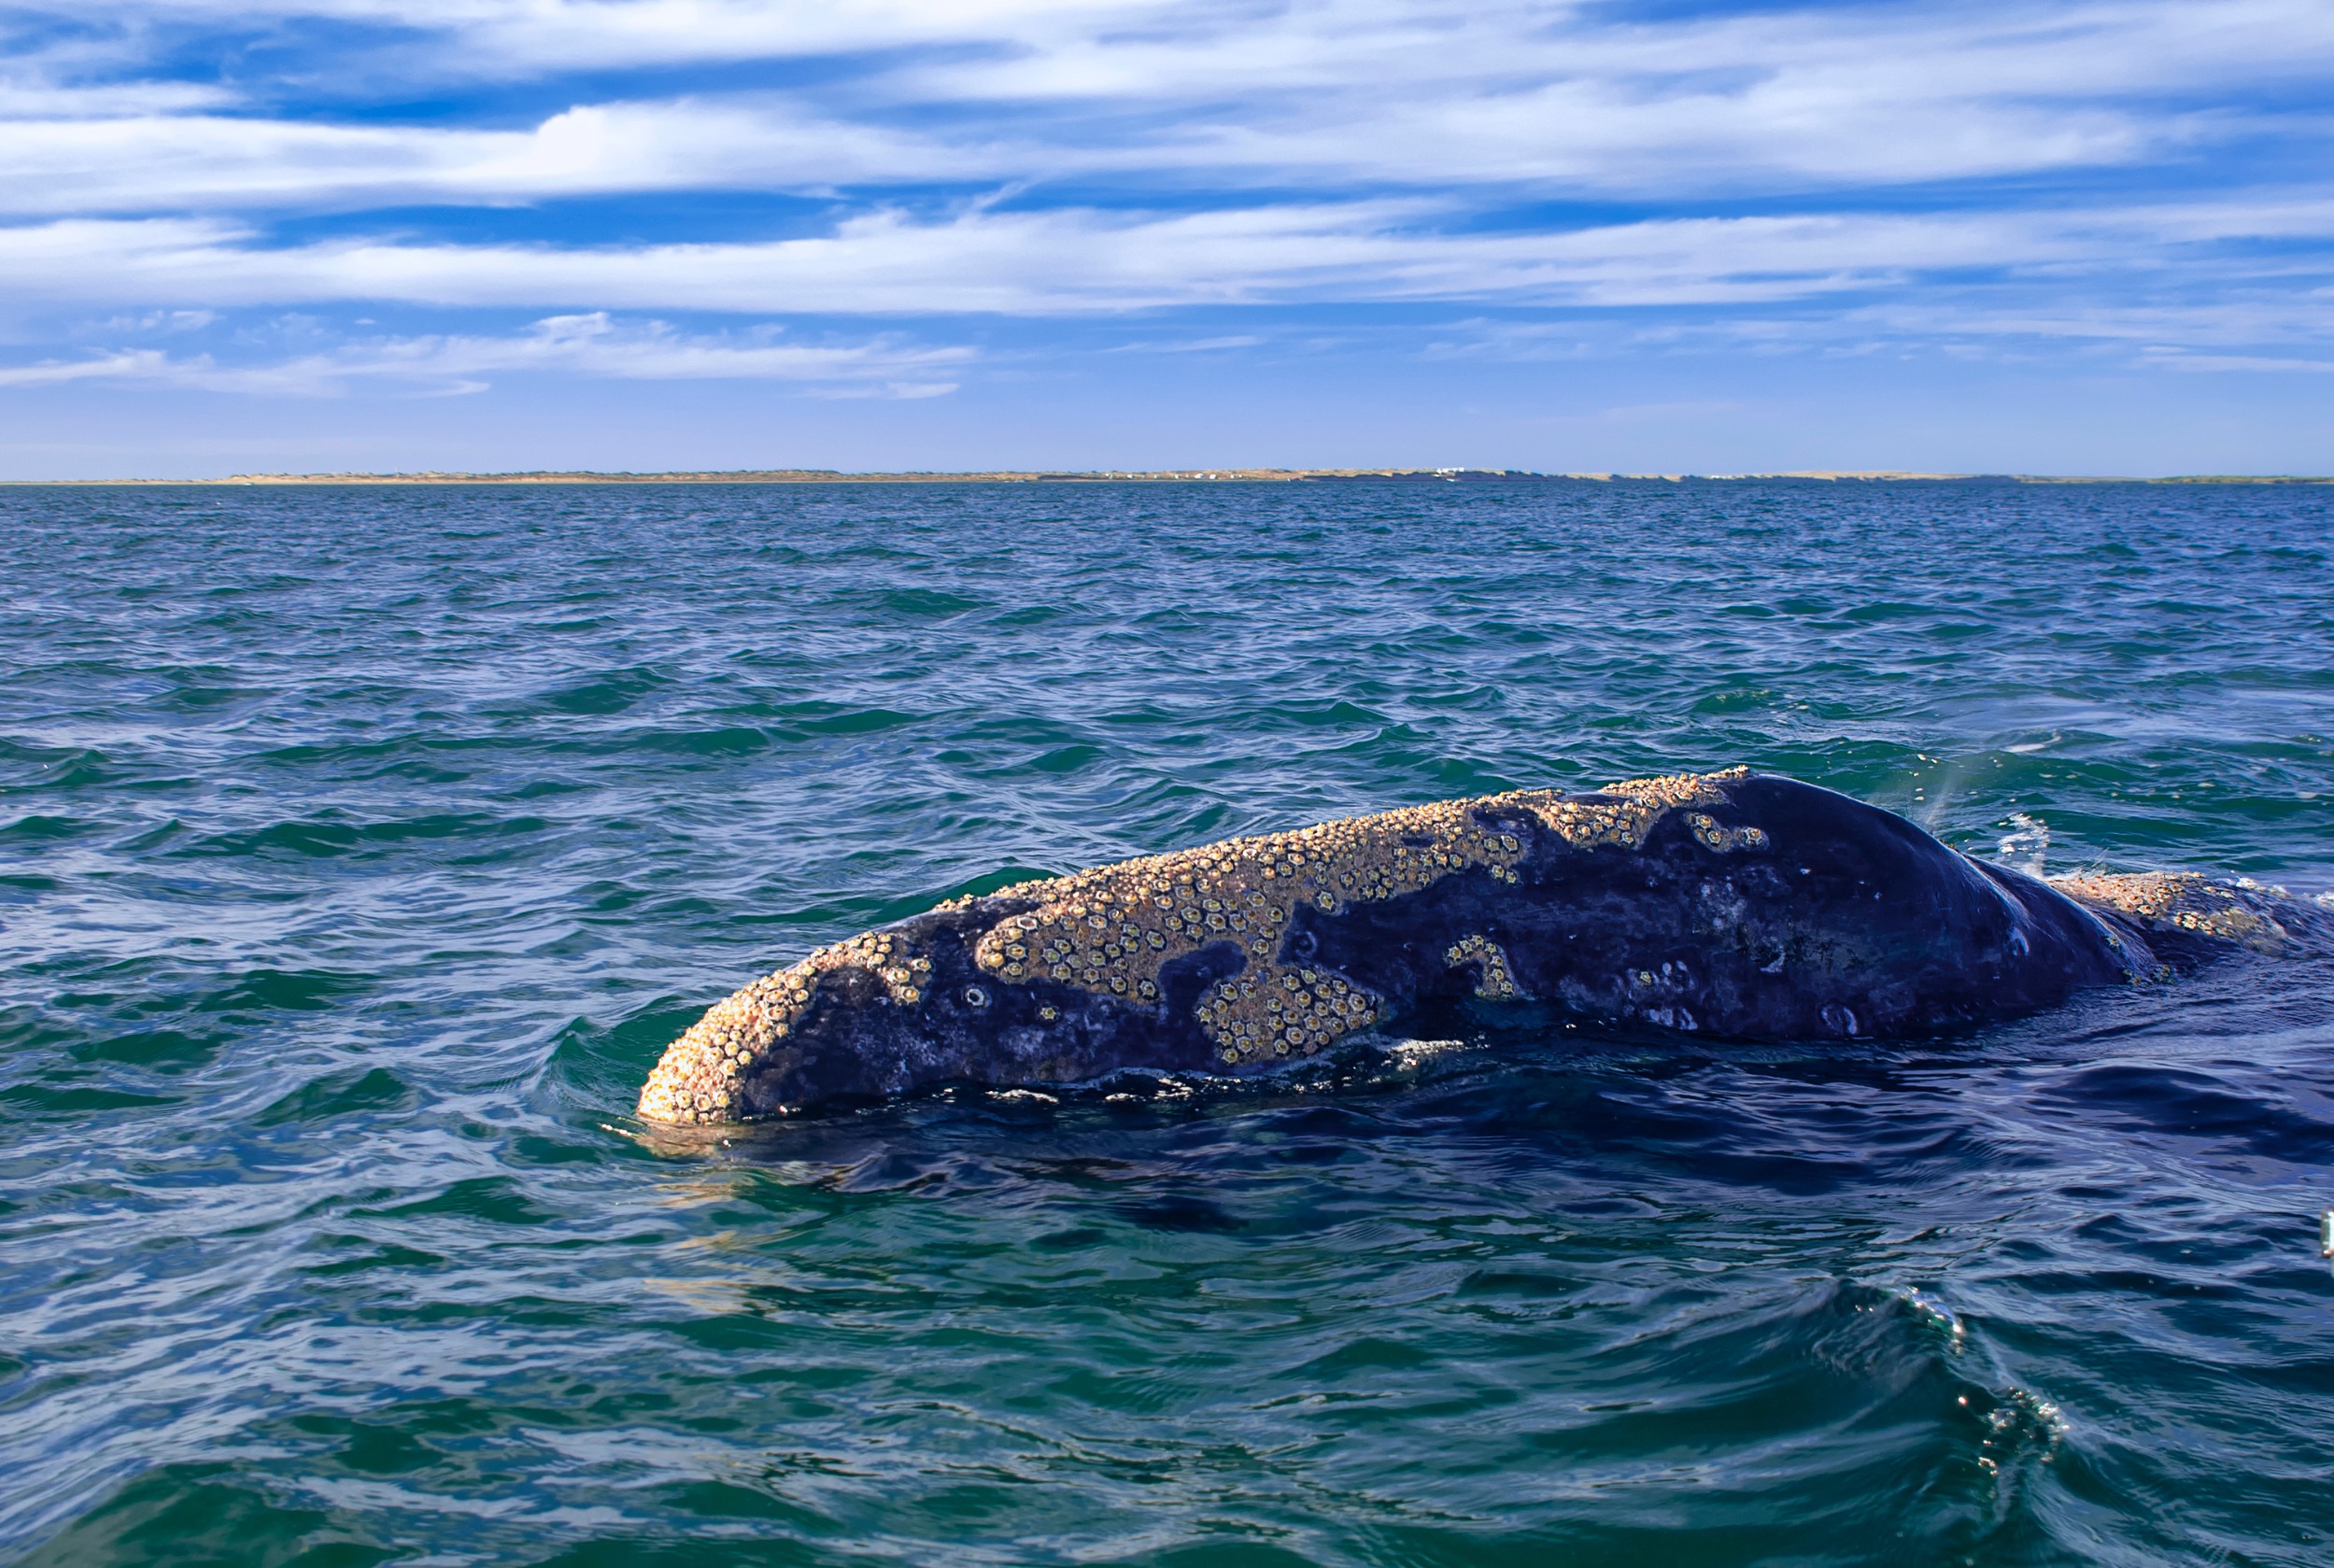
[0,100,988,215]
[3,0,2332,214]
[1110,334,1264,353]
[13,0,1168,68]
[0,0,2327,379]
[3,200,2328,320]
[0,347,182,386]
[0,312,970,395]
[0,83,2161,216]
[0,78,233,119]
[2139,347,2334,372]
[47,0,2334,101]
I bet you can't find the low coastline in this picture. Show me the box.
[6,467,2330,486]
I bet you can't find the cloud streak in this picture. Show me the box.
[5,201,2331,318]
[8,0,2334,215]
[0,313,969,395]
[3,0,2331,415]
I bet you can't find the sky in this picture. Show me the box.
[3,0,2332,476]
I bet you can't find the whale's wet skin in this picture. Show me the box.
[7,480,2334,1566]
[641,770,2321,1123]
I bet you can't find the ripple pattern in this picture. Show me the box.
[3,479,2332,1565]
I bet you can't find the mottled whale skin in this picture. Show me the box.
[637,769,2325,1125]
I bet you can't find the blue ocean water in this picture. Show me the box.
[2,478,2331,1566]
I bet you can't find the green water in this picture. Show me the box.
[3,479,2331,1565]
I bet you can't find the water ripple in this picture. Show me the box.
[3,479,2332,1565]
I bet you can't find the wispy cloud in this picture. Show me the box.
[0,101,986,215]
[8,1,2334,213]
[6,201,2331,318]
[1110,335,1265,353]
[0,313,969,395]
[2138,347,2334,373]
[3,0,2332,430]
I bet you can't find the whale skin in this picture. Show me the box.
[636,769,2325,1124]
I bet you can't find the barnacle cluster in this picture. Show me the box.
[1445,934,1522,999]
[1195,966,1383,1063]
[2054,871,2291,954]
[641,768,1757,1120]
[1686,811,1770,853]
[1533,770,1746,850]
[969,794,1534,1064]
[637,931,930,1125]
[971,769,1747,1064]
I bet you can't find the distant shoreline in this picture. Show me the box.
[4,468,2330,487]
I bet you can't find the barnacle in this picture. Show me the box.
[2055,870,2290,955]
[643,768,1756,1118]
[637,931,927,1126]
[1445,934,1523,999]
[968,769,1746,1063]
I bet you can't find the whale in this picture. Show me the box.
[636,768,2329,1125]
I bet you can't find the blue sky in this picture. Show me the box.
[3,0,2331,476]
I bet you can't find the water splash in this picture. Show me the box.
[1997,812,2051,876]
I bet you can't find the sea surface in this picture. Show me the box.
[4,478,2332,1567]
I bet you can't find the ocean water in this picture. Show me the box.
[3,478,2332,1567]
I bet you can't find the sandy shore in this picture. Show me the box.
[4,468,2327,486]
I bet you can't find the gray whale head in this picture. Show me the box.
[636,769,2229,1126]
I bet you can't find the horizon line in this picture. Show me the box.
[6,468,2334,487]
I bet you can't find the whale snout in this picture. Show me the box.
[636,933,930,1124]
[638,914,1018,1124]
